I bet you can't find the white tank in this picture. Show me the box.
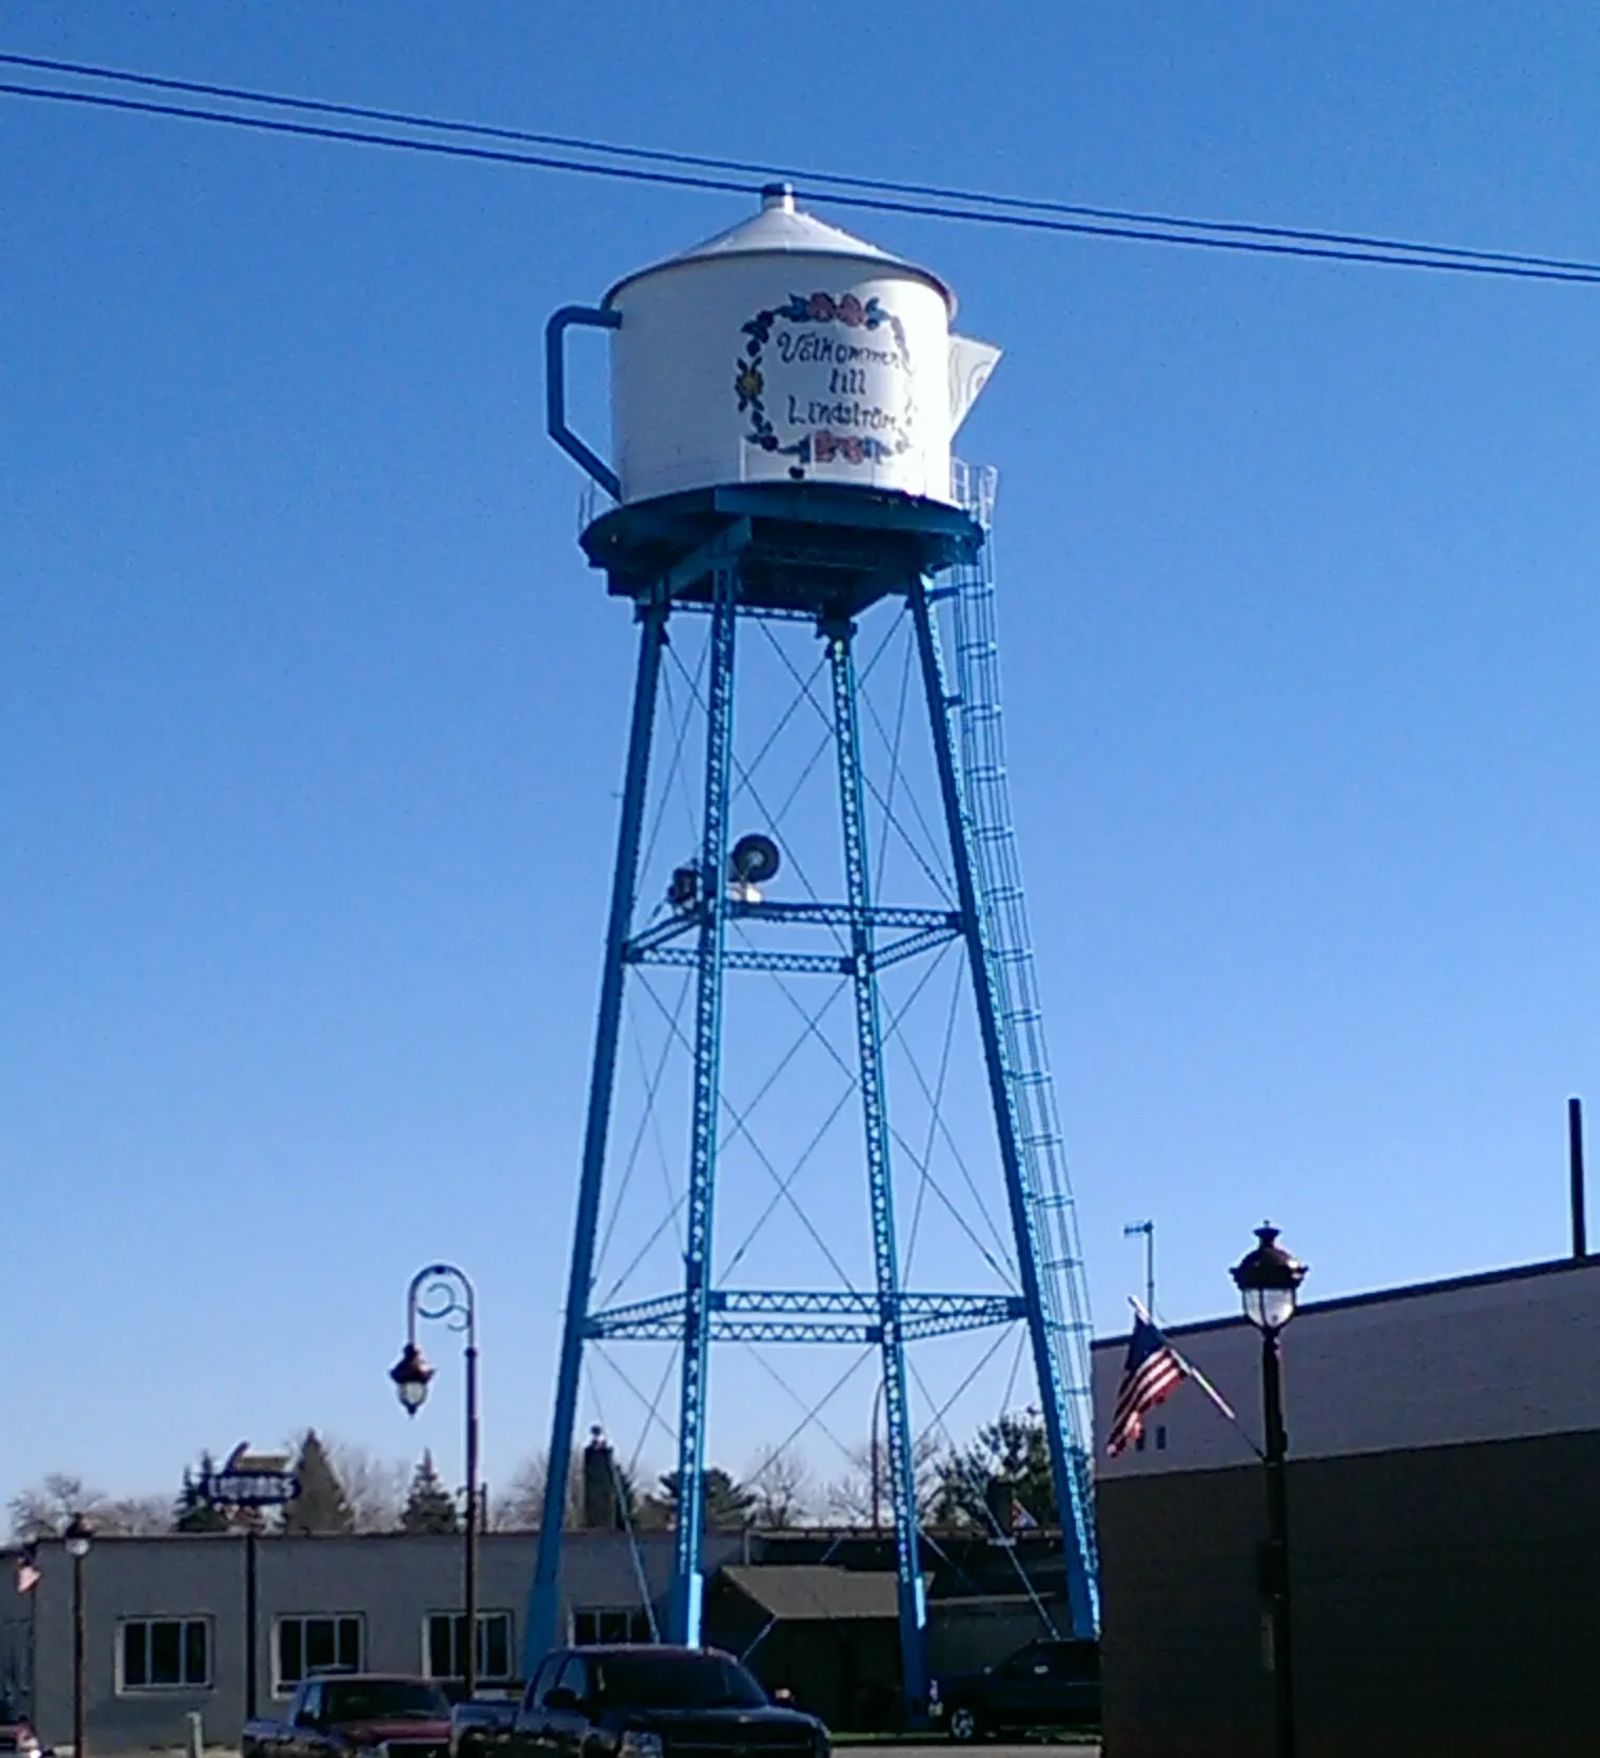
[600,186,998,508]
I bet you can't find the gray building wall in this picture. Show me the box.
[23,1530,745,1754]
[1093,1254,1600,1476]
[1089,1256,1600,1757]
[2,1552,33,1709]
[1098,1429,1600,1758]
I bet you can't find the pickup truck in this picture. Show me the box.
[481,1645,826,1758]
[929,1637,1100,1742]
[243,1674,455,1758]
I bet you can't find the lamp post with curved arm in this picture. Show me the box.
[391,1264,479,1697]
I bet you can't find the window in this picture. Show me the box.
[590,1652,764,1709]
[523,1655,561,1711]
[323,1681,449,1722]
[424,1612,513,1683]
[275,1615,363,1694]
[1000,1647,1038,1678]
[554,1655,591,1701]
[572,1608,652,1647]
[119,1619,211,1692]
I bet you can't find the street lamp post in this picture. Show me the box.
[391,1265,479,1699]
[64,1514,93,1758]
[1230,1224,1308,1758]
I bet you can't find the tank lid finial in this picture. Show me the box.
[760,181,796,213]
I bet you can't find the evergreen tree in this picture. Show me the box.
[174,1453,229,1534]
[280,1431,355,1535]
[931,1411,1059,1531]
[650,1466,755,1530]
[400,1451,460,1535]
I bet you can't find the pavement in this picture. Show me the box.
[94,1744,1101,1758]
[872,1746,1098,1757]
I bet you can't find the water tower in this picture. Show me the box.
[529,186,1096,1712]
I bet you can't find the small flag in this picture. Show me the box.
[1107,1313,1187,1456]
[1010,1498,1038,1531]
[16,1548,40,1594]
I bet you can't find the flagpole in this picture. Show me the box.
[1126,1297,1263,1461]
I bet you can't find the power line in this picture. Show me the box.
[5,47,1598,280]
[5,74,1600,287]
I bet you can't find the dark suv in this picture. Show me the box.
[930,1638,1100,1741]
[508,1645,827,1758]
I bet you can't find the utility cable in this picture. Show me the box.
[5,48,1600,280]
[4,77,1600,286]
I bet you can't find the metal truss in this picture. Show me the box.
[632,945,850,976]
[626,903,961,976]
[532,483,1100,1711]
[827,620,928,1715]
[527,589,672,1670]
[734,902,956,930]
[587,1288,1027,1344]
[909,572,1099,1639]
[668,565,737,1646]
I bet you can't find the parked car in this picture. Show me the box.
[0,1707,41,1758]
[929,1638,1100,1741]
[243,1674,455,1758]
[449,1688,521,1758]
[504,1645,827,1758]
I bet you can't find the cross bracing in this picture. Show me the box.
[528,476,1099,1718]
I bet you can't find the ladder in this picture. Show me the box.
[946,461,1098,1565]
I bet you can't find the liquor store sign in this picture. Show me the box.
[200,1444,299,1508]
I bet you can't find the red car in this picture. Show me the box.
[243,1675,455,1758]
[0,1708,42,1758]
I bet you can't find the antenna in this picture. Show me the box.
[1571,1097,1587,1261]
[1124,1219,1156,1317]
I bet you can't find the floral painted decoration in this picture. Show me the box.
[735,291,913,467]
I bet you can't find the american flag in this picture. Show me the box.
[15,1548,40,1594]
[1107,1313,1187,1456]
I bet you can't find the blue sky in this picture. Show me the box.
[5,2,1600,1516]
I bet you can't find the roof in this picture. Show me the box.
[720,1564,904,1621]
[569,1644,705,1658]
[1089,1252,1600,1352]
[604,186,955,314]
[316,1673,445,1685]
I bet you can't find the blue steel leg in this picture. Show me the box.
[908,577,1100,1637]
[668,565,738,1645]
[526,592,669,1671]
[826,619,928,1722]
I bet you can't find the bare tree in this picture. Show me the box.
[101,1495,174,1535]
[747,1446,812,1529]
[9,1476,169,1540]
[824,1433,942,1527]
[322,1438,408,1534]
[10,1475,106,1540]
[492,1452,581,1531]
